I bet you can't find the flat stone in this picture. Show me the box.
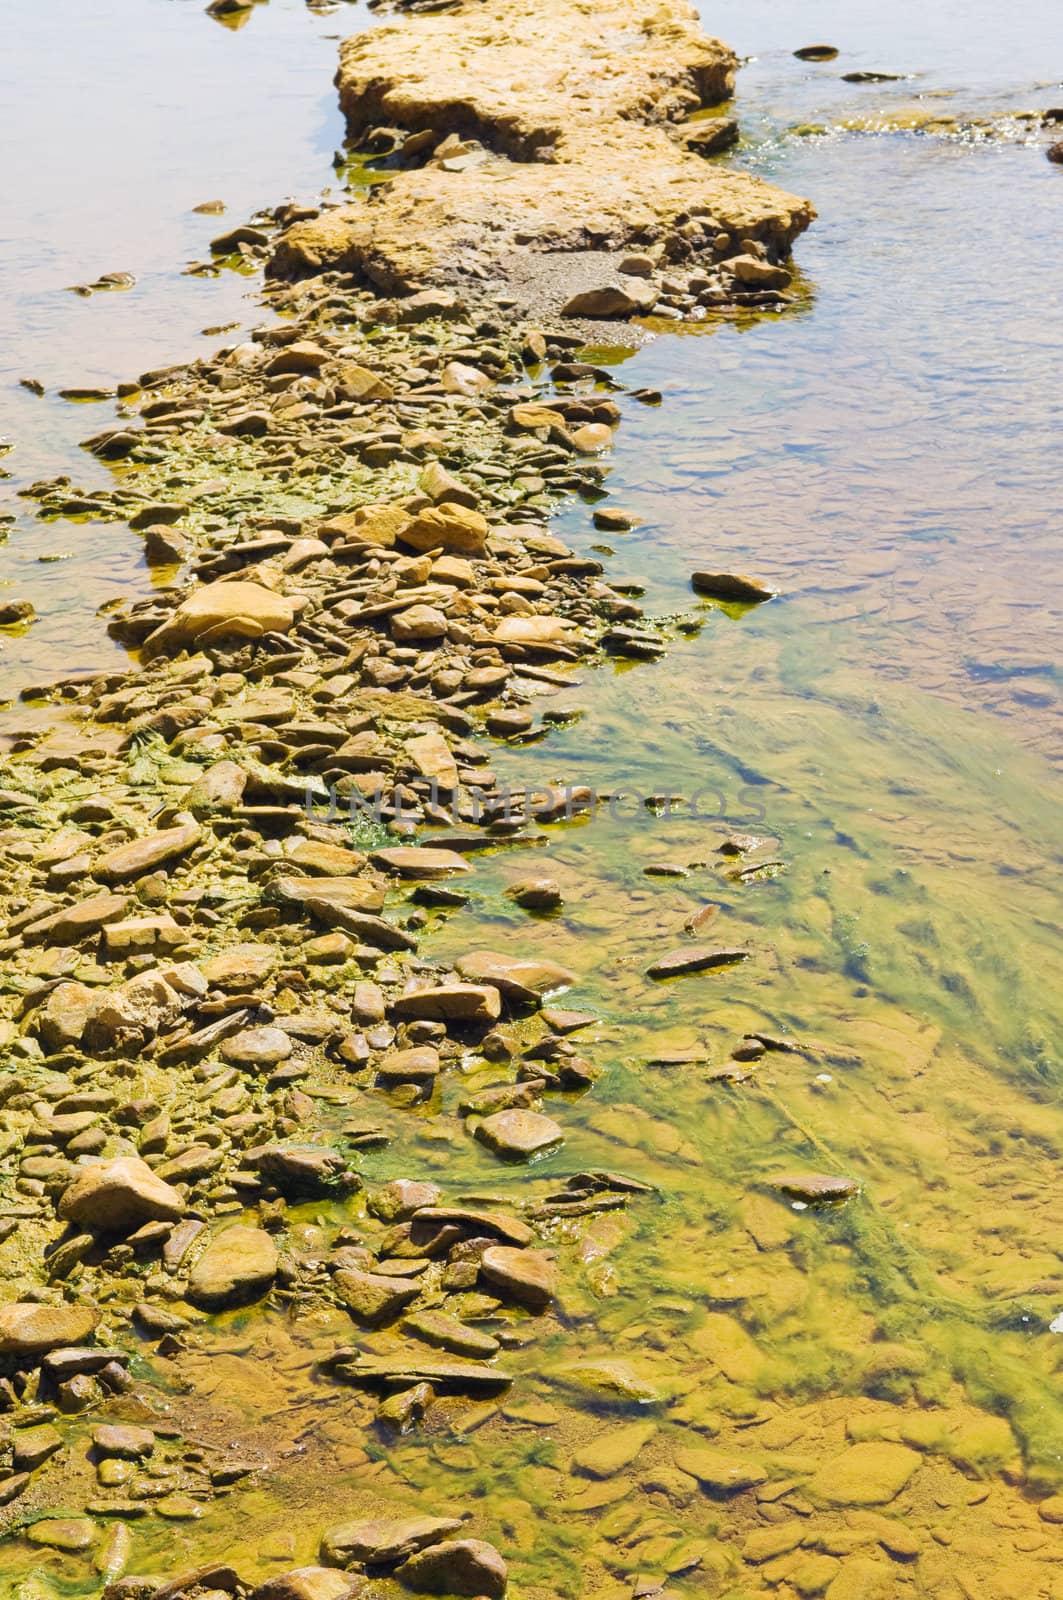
[562,283,656,317]
[27,1518,96,1551]
[221,1026,294,1070]
[572,1421,656,1478]
[94,823,200,884]
[808,1442,920,1506]
[187,1226,279,1309]
[454,949,576,1000]
[395,1538,507,1597]
[332,1354,511,1393]
[321,1514,462,1568]
[691,570,775,602]
[334,1268,422,1326]
[0,1303,100,1357]
[391,985,500,1024]
[402,1310,500,1359]
[475,1109,564,1161]
[250,1144,352,1196]
[201,943,277,989]
[253,1570,362,1600]
[21,892,130,947]
[405,730,459,790]
[13,1423,63,1471]
[646,945,749,978]
[372,847,471,879]
[93,1423,155,1459]
[58,1156,185,1233]
[479,1245,556,1309]
[142,581,298,660]
[285,839,367,876]
[409,1208,534,1248]
[769,1172,860,1204]
[378,1046,440,1087]
[673,1446,767,1493]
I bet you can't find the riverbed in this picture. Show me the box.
[1,0,1061,1594]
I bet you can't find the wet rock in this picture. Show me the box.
[58,1156,185,1233]
[569,422,614,454]
[334,1267,422,1326]
[253,1571,363,1600]
[673,1445,767,1493]
[410,1207,534,1249]
[769,1172,860,1204]
[475,1109,564,1160]
[504,876,562,911]
[1049,141,1063,164]
[187,1225,279,1309]
[141,581,298,659]
[369,1179,441,1222]
[809,1442,920,1506]
[321,1515,462,1568]
[646,946,748,978]
[683,115,739,153]
[372,847,471,878]
[93,1424,155,1459]
[794,43,838,60]
[27,1518,96,1551]
[21,891,130,947]
[573,1420,656,1478]
[403,1310,500,1359]
[0,1302,100,1356]
[454,949,575,999]
[251,1144,353,1196]
[479,1245,556,1309]
[691,570,775,602]
[493,615,575,651]
[378,1045,440,1088]
[0,598,35,625]
[396,1539,507,1597]
[13,1423,63,1470]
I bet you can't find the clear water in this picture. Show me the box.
[1,0,1062,1592]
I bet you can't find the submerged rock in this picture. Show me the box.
[475,1109,564,1160]
[321,1514,462,1568]
[187,1225,279,1310]
[396,1539,507,1597]
[809,1441,921,1506]
[691,570,775,602]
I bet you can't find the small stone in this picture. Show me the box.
[475,1109,564,1161]
[391,985,501,1024]
[27,1518,96,1551]
[454,949,575,999]
[646,946,748,978]
[13,1423,64,1471]
[392,605,448,643]
[320,1515,462,1567]
[402,1310,500,1359]
[673,1446,767,1493]
[572,1421,656,1478]
[794,44,839,60]
[94,823,200,884]
[141,582,297,660]
[221,1026,293,1070]
[378,1046,440,1088]
[93,1424,155,1459]
[684,115,739,153]
[401,503,488,556]
[368,1180,441,1222]
[769,1172,860,1204]
[569,423,614,454]
[334,1268,422,1326]
[0,598,35,626]
[252,1571,362,1600]
[187,1226,279,1309]
[504,876,562,911]
[372,847,471,879]
[691,570,775,602]
[561,283,656,317]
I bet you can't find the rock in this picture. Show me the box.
[725,254,792,289]
[573,1420,656,1478]
[253,1571,363,1600]
[93,1424,155,1459]
[251,1144,352,1195]
[479,1245,556,1309]
[378,1045,440,1088]
[372,847,471,878]
[683,115,739,153]
[266,341,329,375]
[333,1267,422,1326]
[1048,141,1063,164]
[646,945,748,978]
[405,730,459,789]
[13,1423,63,1470]
[410,1207,534,1248]
[673,1446,767,1493]
[0,1303,100,1356]
[391,985,501,1024]
[455,949,576,1000]
[493,615,574,650]
[221,1026,293,1070]
[83,971,184,1052]
[504,876,562,910]
[592,507,641,531]
[27,1519,96,1551]
[335,363,393,401]
[321,1514,462,1569]
[183,760,249,816]
[691,570,775,602]
[440,360,491,396]
[569,423,614,454]
[320,503,410,548]
[1038,1496,1063,1523]
[561,284,656,317]
[368,1180,441,1222]
[201,942,276,989]
[808,1442,920,1506]
[403,1311,499,1360]
[401,503,488,556]
[331,1354,511,1393]
[475,1109,564,1160]
[58,1157,185,1233]
[35,981,98,1050]
[392,604,448,643]
[21,891,130,947]
[141,582,298,659]
[187,1226,279,1309]
[101,915,187,957]
[794,44,838,60]
[769,1172,860,1203]
[396,1539,507,1597]
[94,822,200,883]
[0,598,35,626]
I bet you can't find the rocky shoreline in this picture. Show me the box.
[0,2,820,1596]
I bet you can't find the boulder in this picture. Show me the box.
[187,1226,279,1310]
[141,582,298,660]
[58,1157,185,1233]
[0,1303,100,1357]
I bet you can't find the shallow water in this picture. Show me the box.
[1,0,1062,1593]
